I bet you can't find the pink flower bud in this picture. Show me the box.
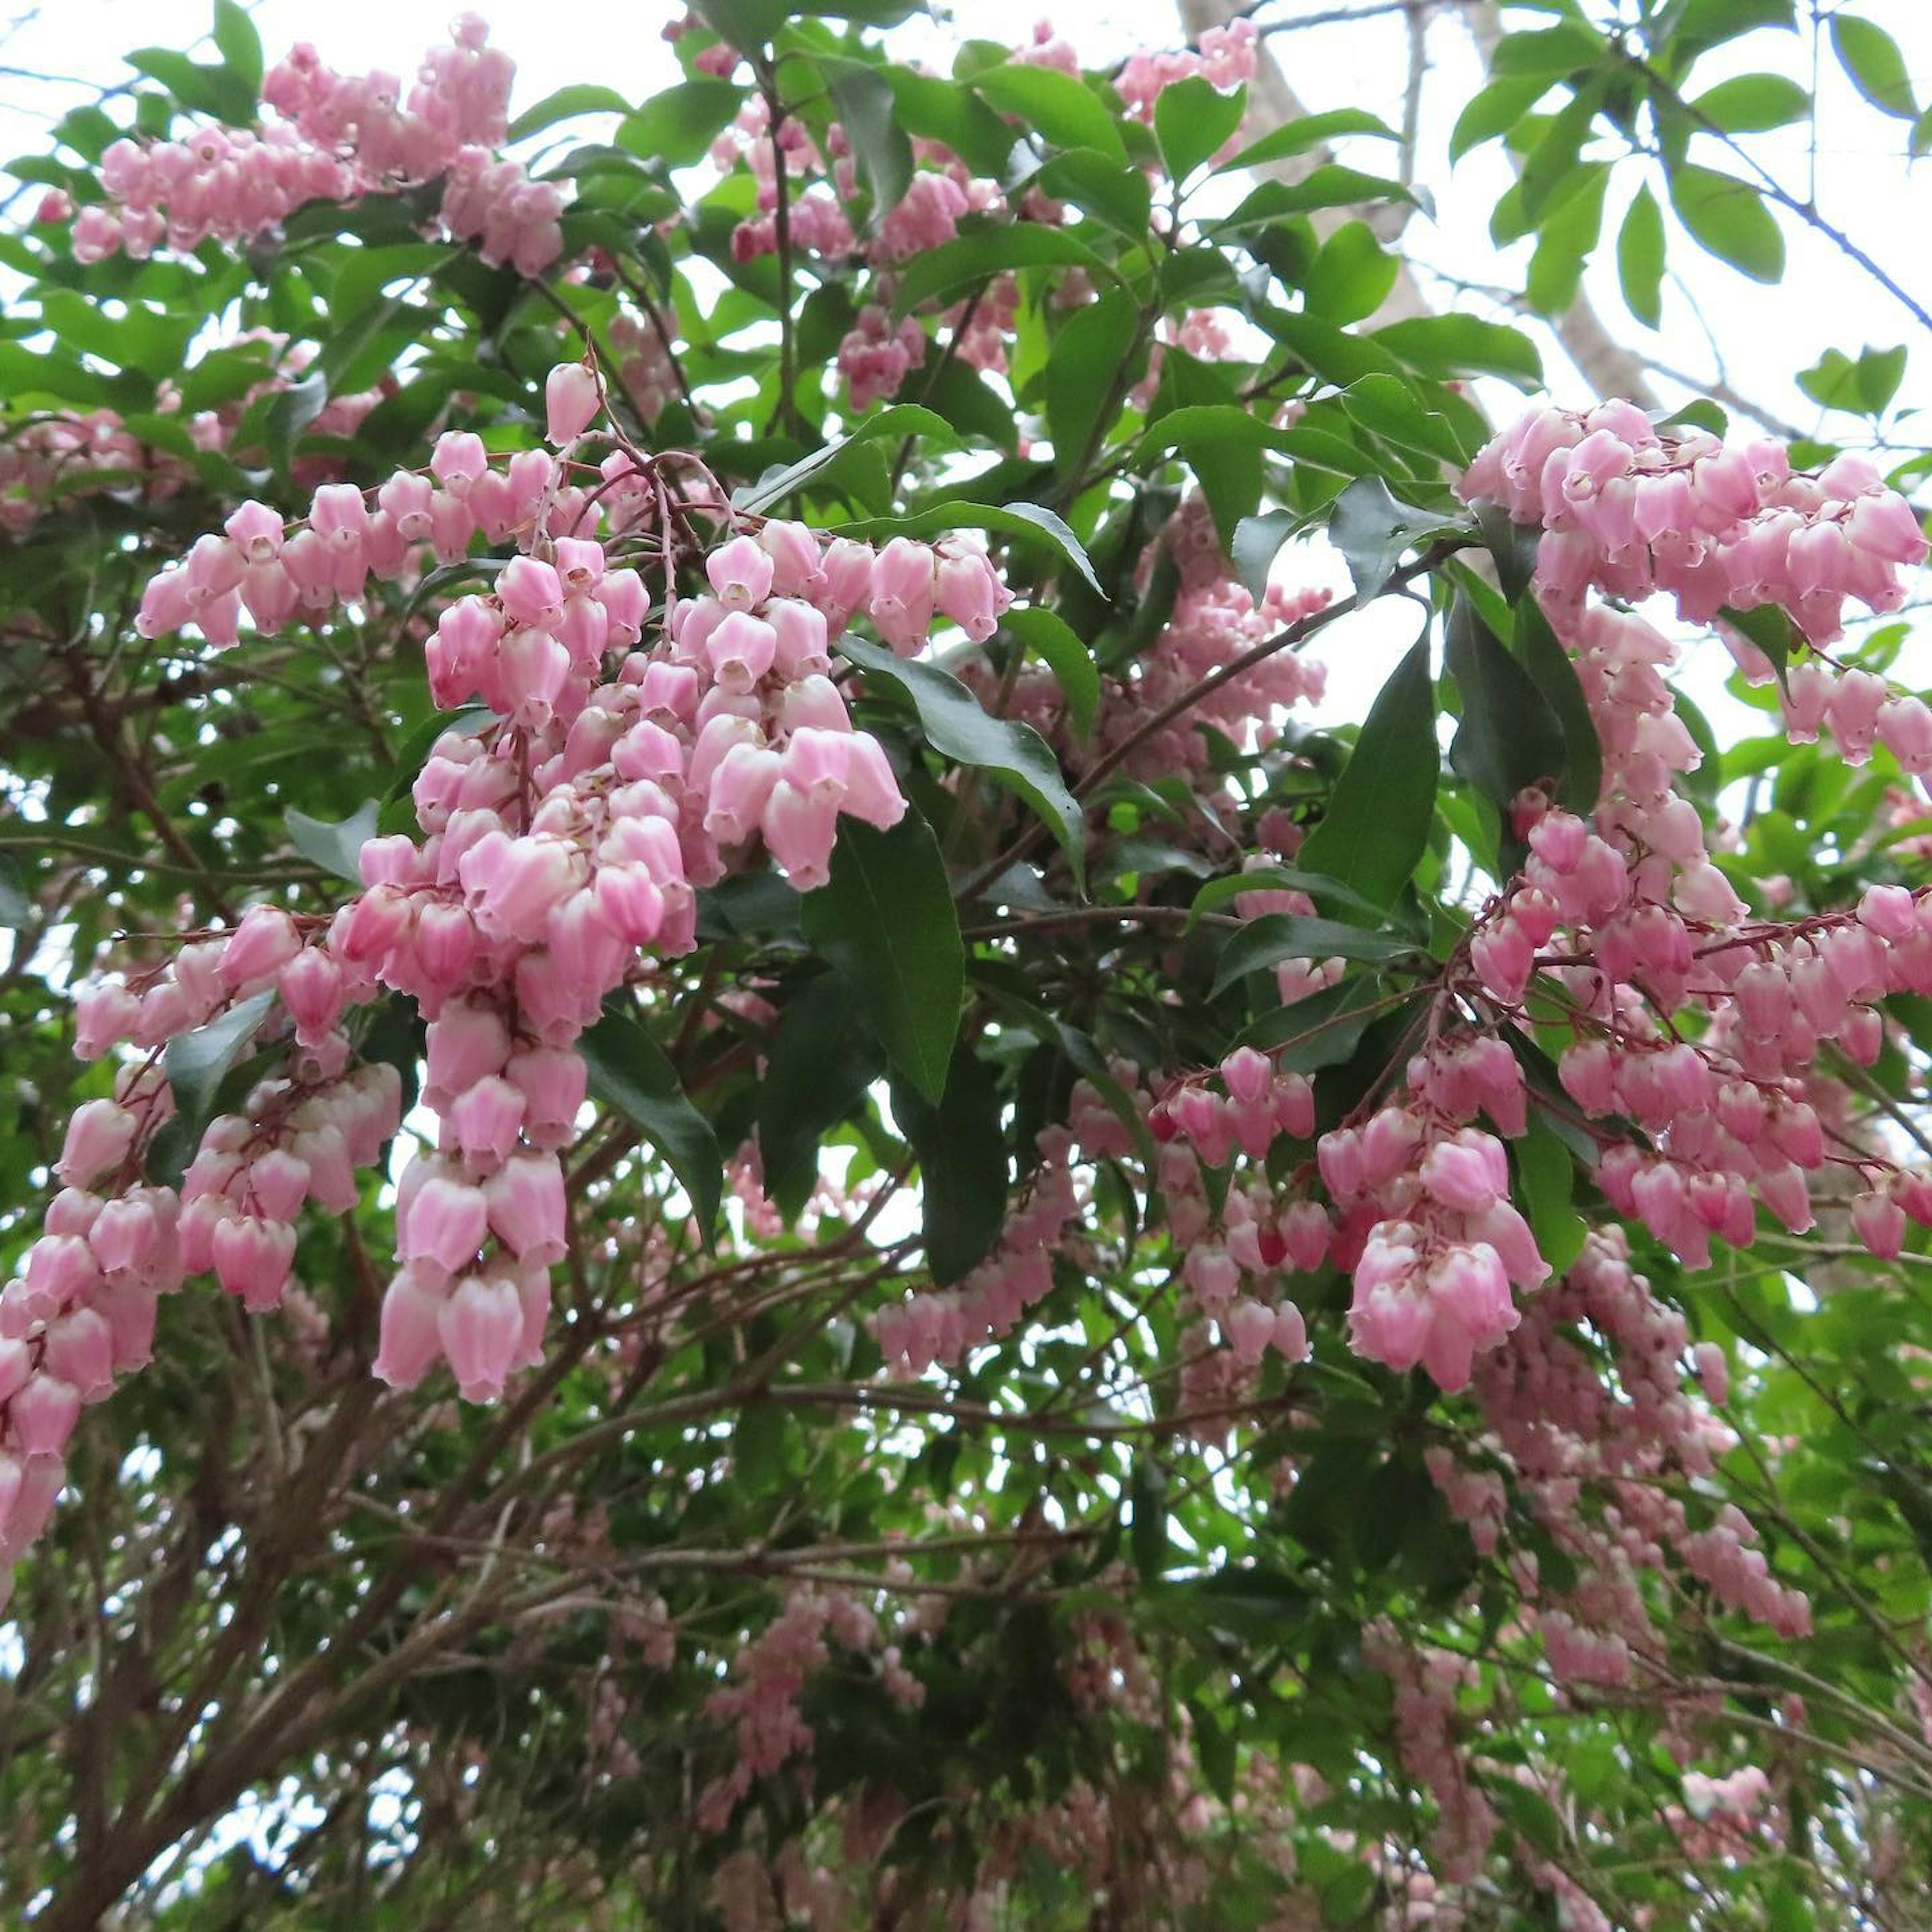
[57,1100,137,1189]
[401,1176,490,1276]
[218,905,301,991]
[706,612,778,694]
[544,361,601,445]
[374,1266,448,1390]
[705,743,783,846]
[484,1153,567,1265]
[210,1214,296,1312]
[74,981,140,1061]
[868,538,935,653]
[706,534,776,612]
[449,1075,527,1171]
[43,1309,114,1403]
[1852,1188,1906,1260]
[438,1268,526,1403]
[506,1047,588,1150]
[11,1374,81,1456]
[431,431,489,495]
[1269,1301,1309,1361]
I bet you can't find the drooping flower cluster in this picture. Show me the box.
[9,359,1017,1596]
[71,15,563,276]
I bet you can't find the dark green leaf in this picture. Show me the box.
[1327,475,1459,602]
[618,80,746,169]
[891,224,1116,316]
[1516,599,1602,816]
[1514,1111,1586,1274]
[1232,509,1297,601]
[890,1044,1007,1285]
[826,61,914,223]
[757,974,886,1218]
[836,634,1086,884]
[1000,605,1098,736]
[1445,594,1566,824]
[0,853,31,927]
[1213,916,1415,997]
[579,1011,724,1244]
[164,990,277,1125]
[801,811,963,1107]
[835,499,1103,596]
[1297,630,1438,908]
[1044,285,1140,483]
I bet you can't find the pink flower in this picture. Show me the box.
[438,1268,525,1402]
[544,361,600,444]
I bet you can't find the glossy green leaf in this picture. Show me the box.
[800,810,963,1107]
[891,224,1116,316]
[1297,630,1438,908]
[835,634,1086,885]
[617,80,746,169]
[1212,916,1415,997]
[757,973,886,1218]
[164,991,277,1126]
[1155,76,1246,184]
[1326,475,1459,602]
[889,1045,1008,1284]
[579,1011,724,1244]
[1000,605,1099,736]
[508,83,632,141]
[211,0,263,93]
[1044,285,1140,483]
[1445,594,1566,826]
[1220,106,1397,174]
[1516,599,1602,816]
[826,61,914,221]
[974,61,1126,162]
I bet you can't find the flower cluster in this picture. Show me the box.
[71,15,562,276]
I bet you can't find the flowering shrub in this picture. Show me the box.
[3,1,1931,1924]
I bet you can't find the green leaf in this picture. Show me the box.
[1240,975,1408,1066]
[1033,147,1153,239]
[1371,313,1543,387]
[1718,602,1793,690]
[1796,344,1908,416]
[1831,14,1917,118]
[1516,600,1602,816]
[1297,631,1438,909]
[1000,605,1098,736]
[1232,509,1297,601]
[284,802,377,884]
[1689,71,1810,131]
[1616,182,1666,328]
[1218,163,1415,223]
[1044,285,1140,483]
[1213,917,1415,998]
[507,83,632,142]
[734,405,957,514]
[0,853,31,927]
[891,224,1116,316]
[164,991,277,1126]
[1514,1112,1586,1274]
[1155,76,1246,183]
[1668,164,1784,282]
[1131,1457,1169,1580]
[579,1011,724,1244]
[1305,220,1400,327]
[757,973,886,1219]
[975,61,1125,162]
[1489,24,1605,76]
[826,61,914,223]
[1327,475,1459,602]
[211,0,263,93]
[835,634,1086,885]
[889,1045,1008,1285]
[1219,106,1397,173]
[617,80,746,169]
[1445,594,1566,827]
[1189,866,1391,931]
[800,811,964,1107]
[1450,76,1548,161]
[834,499,1103,596]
